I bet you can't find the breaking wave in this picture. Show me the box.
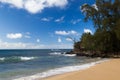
[49,52,76,57]
[14,59,108,80]
[0,56,37,63]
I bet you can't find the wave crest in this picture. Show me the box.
[14,59,108,80]
[0,56,37,63]
[49,52,76,57]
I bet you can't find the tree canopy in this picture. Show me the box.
[74,0,120,56]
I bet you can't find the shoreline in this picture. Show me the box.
[43,59,120,80]
[14,58,106,80]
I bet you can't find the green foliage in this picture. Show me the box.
[74,0,120,55]
[74,41,81,52]
[80,33,94,51]
[94,30,118,53]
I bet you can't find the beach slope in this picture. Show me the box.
[43,59,120,80]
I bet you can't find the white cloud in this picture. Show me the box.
[0,39,43,49]
[80,3,88,12]
[55,31,69,35]
[26,32,30,35]
[37,39,40,43]
[55,16,64,22]
[92,4,98,10]
[41,17,50,22]
[50,44,73,49]
[70,30,77,35]
[66,38,73,42]
[42,44,73,49]
[0,40,72,49]
[84,29,92,34]
[24,32,31,38]
[7,33,22,39]
[0,0,68,14]
[1,0,24,8]
[71,19,81,24]
[55,30,78,36]
[80,3,98,13]
[24,35,31,38]
[0,40,27,49]
[58,37,62,43]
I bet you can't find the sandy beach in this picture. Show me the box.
[43,59,120,80]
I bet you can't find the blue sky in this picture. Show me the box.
[0,0,95,49]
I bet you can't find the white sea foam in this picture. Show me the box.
[64,54,76,57]
[0,57,5,61]
[49,52,76,57]
[49,52,62,55]
[0,56,36,62]
[20,57,35,61]
[14,59,109,80]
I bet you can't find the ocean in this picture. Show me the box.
[0,49,104,80]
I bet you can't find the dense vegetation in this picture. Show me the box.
[74,0,120,57]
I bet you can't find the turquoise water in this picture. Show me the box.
[0,49,102,80]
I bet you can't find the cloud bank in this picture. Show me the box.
[0,40,72,49]
[0,0,68,14]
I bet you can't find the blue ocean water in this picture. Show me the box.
[0,49,102,80]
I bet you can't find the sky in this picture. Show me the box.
[0,0,96,49]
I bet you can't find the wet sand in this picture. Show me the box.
[43,59,120,80]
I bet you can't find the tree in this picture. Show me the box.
[74,41,81,52]
[78,0,120,54]
[81,0,120,32]
[80,33,94,51]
